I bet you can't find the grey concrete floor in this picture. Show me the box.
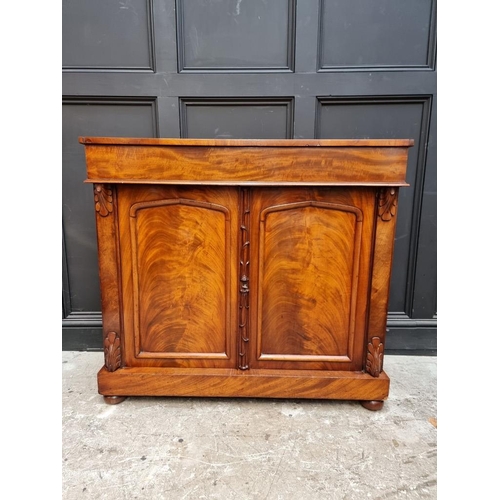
[62,352,437,500]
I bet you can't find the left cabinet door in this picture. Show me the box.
[117,185,239,368]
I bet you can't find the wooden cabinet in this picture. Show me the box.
[81,138,412,409]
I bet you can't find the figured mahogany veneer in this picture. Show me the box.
[81,138,412,409]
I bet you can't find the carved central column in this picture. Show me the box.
[238,188,250,370]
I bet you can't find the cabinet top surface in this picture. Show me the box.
[79,137,414,148]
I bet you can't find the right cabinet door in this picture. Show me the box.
[249,187,377,371]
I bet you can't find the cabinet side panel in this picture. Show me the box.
[366,187,400,375]
[93,184,123,371]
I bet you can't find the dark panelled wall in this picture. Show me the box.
[62,0,437,353]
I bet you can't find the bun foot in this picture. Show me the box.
[103,396,127,405]
[360,400,384,411]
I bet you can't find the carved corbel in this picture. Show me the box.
[104,331,122,372]
[366,336,384,377]
[378,188,397,222]
[94,184,114,217]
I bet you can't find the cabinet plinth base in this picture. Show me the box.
[103,395,127,405]
[360,400,384,411]
[98,366,389,402]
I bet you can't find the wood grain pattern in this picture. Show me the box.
[93,183,123,370]
[258,202,361,359]
[98,366,390,400]
[83,144,409,185]
[130,199,230,358]
[118,185,239,368]
[82,139,412,404]
[250,187,375,371]
[366,188,400,375]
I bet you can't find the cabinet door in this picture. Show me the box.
[249,187,376,371]
[118,185,239,368]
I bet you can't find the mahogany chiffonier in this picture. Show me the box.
[80,137,413,410]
